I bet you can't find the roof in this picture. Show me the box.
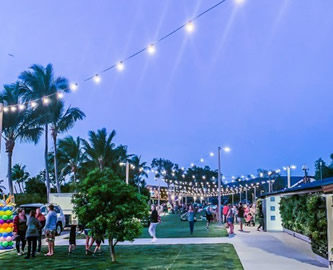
[261,177,333,197]
[19,203,44,207]
[223,176,305,188]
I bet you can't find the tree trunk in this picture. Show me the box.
[6,139,14,195]
[109,237,116,262]
[45,124,51,202]
[53,132,61,193]
[17,182,23,193]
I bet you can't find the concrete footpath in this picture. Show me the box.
[52,225,328,270]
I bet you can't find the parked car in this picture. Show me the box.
[16,203,66,236]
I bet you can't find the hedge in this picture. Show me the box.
[280,194,328,258]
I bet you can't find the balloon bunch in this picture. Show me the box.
[0,195,15,250]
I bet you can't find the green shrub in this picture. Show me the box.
[14,193,47,206]
[280,194,327,258]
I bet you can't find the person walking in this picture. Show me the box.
[13,208,27,256]
[205,206,213,229]
[237,202,245,232]
[148,205,159,242]
[257,204,265,231]
[25,210,41,259]
[68,224,77,254]
[222,204,229,224]
[44,204,57,256]
[187,205,195,235]
[226,204,235,235]
[35,207,46,254]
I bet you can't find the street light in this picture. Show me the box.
[217,146,231,225]
[283,165,296,188]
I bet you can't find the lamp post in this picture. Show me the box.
[283,165,296,188]
[217,146,231,225]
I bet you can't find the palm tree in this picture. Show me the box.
[57,136,85,186]
[130,155,149,192]
[81,128,117,170]
[12,164,30,193]
[0,82,43,195]
[50,103,85,192]
[19,64,68,202]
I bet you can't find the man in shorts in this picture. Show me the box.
[44,204,57,256]
[237,202,245,232]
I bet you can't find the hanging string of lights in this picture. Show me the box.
[1,0,239,112]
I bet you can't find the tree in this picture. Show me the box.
[81,128,128,172]
[0,82,43,195]
[24,172,47,196]
[314,158,333,180]
[129,155,149,192]
[20,64,69,202]
[57,136,86,185]
[12,164,30,193]
[72,168,148,262]
[50,102,85,192]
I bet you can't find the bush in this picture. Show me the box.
[280,194,327,258]
[14,193,47,206]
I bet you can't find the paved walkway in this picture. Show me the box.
[52,225,328,270]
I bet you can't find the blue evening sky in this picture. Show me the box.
[0,0,332,188]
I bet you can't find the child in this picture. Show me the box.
[68,224,77,254]
[93,232,104,255]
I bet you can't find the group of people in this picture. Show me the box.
[148,201,265,241]
[223,202,265,235]
[13,204,57,259]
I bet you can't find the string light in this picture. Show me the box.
[42,97,50,105]
[185,21,195,33]
[19,104,25,111]
[209,152,214,157]
[93,74,101,84]
[31,101,37,108]
[70,82,79,91]
[57,92,64,99]
[10,106,16,112]
[147,44,156,55]
[235,0,245,5]
[3,1,229,109]
[3,107,9,112]
[116,61,125,71]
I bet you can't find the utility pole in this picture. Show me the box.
[217,146,222,225]
[125,161,129,185]
[320,161,323,181]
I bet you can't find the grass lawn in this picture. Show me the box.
[0,244,243,270]
[140,214,229,238]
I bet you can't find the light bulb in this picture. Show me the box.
[147,44,156,55]
[185,21,195,33]
[42,97,50,105]
[3,107,9,112]
[235,0,245,4]
[57,92,64,99]
[200,158,204,163]
[31,101,37,108]
[116,61,124,71]
[93,74,101,84]
[19,104,25,111]
[10,106,17,112]
[209,152,214,157]
[70,82,78,91]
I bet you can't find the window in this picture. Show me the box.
[54,206,60,214]
[270,197,275,202]
[271,216,276,221]
[270,206,275,211]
